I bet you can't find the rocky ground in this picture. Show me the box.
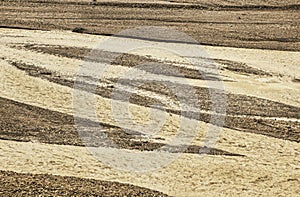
[1,0,299,51]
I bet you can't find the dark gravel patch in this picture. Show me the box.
[18,44,220,80]
[6,60,300,142]
[19,44,272,77]
[0,170,169,196]
[1,0,299,51]
[0,96,243,156]
[215,59,272,76]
